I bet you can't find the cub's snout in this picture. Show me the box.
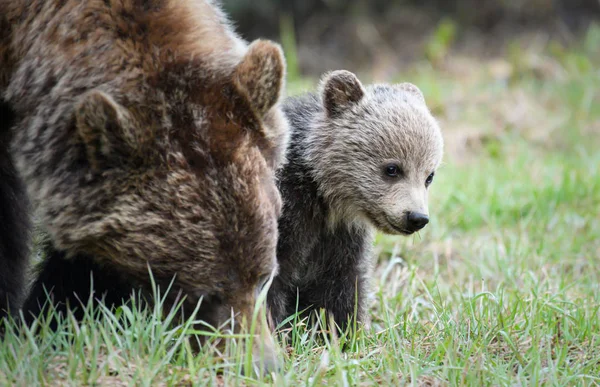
[405,211,429,232]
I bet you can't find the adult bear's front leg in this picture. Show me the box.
[21,237,135,329]
[0,101,31,319]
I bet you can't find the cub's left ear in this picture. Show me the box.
[395,82,425,104]
[320,70,365,117]
[233,39,286,117]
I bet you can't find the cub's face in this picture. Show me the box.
[313,71,443,234]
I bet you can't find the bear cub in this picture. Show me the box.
[268,70,444,331]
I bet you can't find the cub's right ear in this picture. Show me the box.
[319,70,365,117]
[75,91,135,171]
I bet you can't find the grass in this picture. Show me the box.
[1,27,599,386]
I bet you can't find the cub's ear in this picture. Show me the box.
[233,39,286,117]
[75,91,135,171]
[395,82,425,104]
[320,70,365,117]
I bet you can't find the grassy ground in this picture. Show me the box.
[1,26,599,386]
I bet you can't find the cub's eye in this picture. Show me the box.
[425,172,435,187]
[384,164,402,178]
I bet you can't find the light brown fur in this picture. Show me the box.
[268,71,443,331]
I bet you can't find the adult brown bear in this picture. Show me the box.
[0,0,289,371]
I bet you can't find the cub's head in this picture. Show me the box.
[71,40,288,369]
[310,70,443,234]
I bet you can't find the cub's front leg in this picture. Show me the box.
[306,225,373,333]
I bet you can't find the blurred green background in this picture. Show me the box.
[222,0,600,80]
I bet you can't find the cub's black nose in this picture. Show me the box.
[406,212,429,232]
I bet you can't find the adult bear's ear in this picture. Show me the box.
[233,39,286,117]
[395,82,425,104]
[319,70,365,117]
[75,91,136,171]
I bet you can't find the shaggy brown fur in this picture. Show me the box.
[0,0,289,369]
